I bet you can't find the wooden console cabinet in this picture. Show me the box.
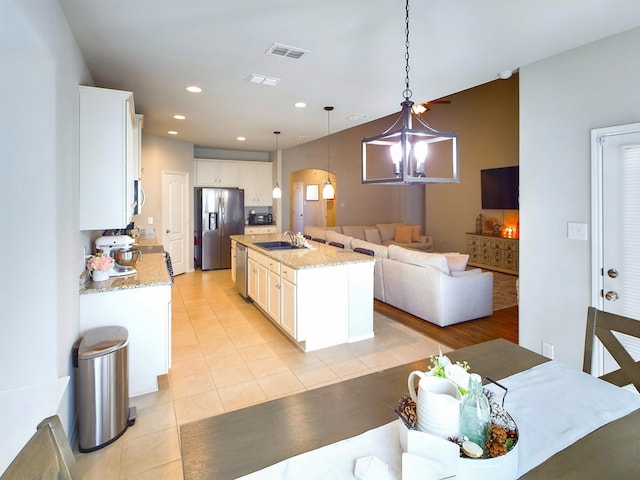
[466,233,518,275]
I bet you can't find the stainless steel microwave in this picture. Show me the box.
[248,213,273,225]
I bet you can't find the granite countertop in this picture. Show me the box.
[80,249,171,295]
[231,233,375,270]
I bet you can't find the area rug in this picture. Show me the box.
[492,271,518,311]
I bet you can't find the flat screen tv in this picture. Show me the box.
[481,166,519,210]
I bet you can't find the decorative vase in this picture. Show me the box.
[91,269,109,282]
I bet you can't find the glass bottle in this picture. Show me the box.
[475,213,484,234]
[460,373,490,450]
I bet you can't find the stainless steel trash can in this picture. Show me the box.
[74,326,135,452]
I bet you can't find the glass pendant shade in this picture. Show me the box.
[272,131,282,198]
[322,179,334,200]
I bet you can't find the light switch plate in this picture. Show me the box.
[567,222,588,240]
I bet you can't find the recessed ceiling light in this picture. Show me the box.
[237,136,246,141]
[186,86,202,93]
[173,114,186,120]
[168,131,178,135]
[294,102,307,108]
[296,135,309,141]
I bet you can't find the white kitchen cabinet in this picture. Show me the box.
[248,249,267,311]
[195,159,241,187]
[79,284,172,397]
[266,258,281,321]
[132,114,144,180]
[240,162,273,206]
[245,226,277,235]
[79,85,137,230]
[280,265,296,337]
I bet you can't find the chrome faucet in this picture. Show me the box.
[284,231,305,247]
[284,231,296,244]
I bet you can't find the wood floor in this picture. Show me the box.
[374,301,518,350]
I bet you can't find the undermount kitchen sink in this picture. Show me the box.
[254,241,303,251]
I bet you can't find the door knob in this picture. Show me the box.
[605,291,619,301]
[166,229,171,233]
[607,268,619,278]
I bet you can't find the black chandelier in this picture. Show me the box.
[361,0,459,184]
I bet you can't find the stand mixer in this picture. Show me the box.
[95,235,139,277]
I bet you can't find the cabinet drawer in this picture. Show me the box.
[281,265,296,284]
[267,258,280,274]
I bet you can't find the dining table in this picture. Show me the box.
[179,338,640,479]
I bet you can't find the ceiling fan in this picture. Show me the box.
[412,100,451,116]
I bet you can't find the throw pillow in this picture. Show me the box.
[411,226,421,242]
[443,253,470,272]
[394,225,413,244]
[364,228,382,244]
[375,223,399,243]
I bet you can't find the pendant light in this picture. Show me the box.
[322,106,335,200]
[272,131,282,199]
[361,0,458,185]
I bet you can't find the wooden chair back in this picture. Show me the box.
[0,416,79,480]
[583,306,640,391]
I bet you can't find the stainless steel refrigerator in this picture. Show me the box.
[195,187,245,270]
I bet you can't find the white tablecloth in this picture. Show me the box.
[238,361,640,479]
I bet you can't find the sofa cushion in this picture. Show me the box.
[325,230,354,249]
[341,225,369,241]
[388,245,450,275]
[411,226,421,242]
[394,225,413,243]
[364,228,382,244]
[351,238,389,258]
[376,223,403,243]
[443,253,470,272]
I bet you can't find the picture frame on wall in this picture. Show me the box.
[306,184,319,201]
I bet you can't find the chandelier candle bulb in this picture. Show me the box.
[460,373,490,453]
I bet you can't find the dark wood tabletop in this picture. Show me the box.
[179,339,639,479]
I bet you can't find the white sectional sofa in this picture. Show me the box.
[302,230,493,327]
[303,223,434,251]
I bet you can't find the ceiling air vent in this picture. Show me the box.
[265,42,310,60]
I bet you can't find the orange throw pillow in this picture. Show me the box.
[411,226,421,242]
[394,225,413,243]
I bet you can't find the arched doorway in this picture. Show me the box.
[289,168,336,231]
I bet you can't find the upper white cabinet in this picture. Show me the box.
[240,162,273,207]
[195,159,241,187]
[132,114,144,180]
[79,85,137,230]
[194,159,273,207]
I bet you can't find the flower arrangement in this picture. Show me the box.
[86,253,114,272]
[427,351,471,396]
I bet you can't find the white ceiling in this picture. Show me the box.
[58,0,640,152]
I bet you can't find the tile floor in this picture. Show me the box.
[75,269,448,479]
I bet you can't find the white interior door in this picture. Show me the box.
[591,123,640,378]
[162,171,188,275]
[293,181,304,233]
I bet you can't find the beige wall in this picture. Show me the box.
[424,76,519,252]
[134,133,196,271]
[281,76,518,246]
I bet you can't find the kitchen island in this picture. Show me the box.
[79,248,172,396]
[231,234,375,352]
